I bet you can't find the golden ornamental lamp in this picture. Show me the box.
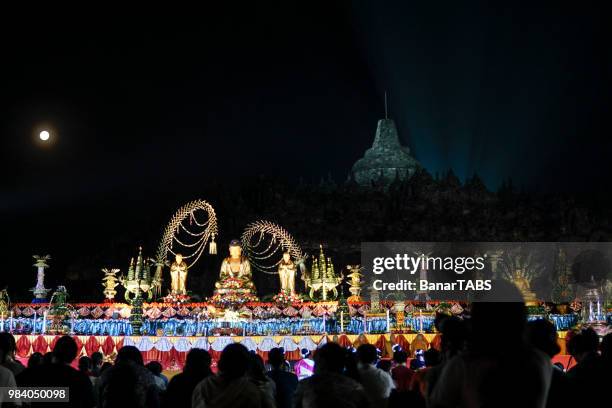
[304,245,342,301]
[101,268,120,302]
[346,265,364,302]
[120,247,155,303]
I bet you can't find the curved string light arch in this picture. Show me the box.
[241,220,305,275]
[155,199,218,268]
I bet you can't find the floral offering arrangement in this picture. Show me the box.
[272,291,303,306]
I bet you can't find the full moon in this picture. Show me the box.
[39,130,50,141]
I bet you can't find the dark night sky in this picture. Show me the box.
[1,2,611,298]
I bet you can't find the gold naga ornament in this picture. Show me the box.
[119,247,156,334]
[120,247,156,303]
[304,245,342,301]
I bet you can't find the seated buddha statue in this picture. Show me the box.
[212,240,258,302]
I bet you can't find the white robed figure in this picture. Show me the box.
[278,250,297,294]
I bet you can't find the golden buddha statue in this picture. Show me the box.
[170,253,189,295]
[278,250,297,294]
[212,240,258,303]
[512,267,538,305]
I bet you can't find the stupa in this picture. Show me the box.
[350,118,420,187]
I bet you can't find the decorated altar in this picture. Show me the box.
[3,199,610,370]
[5,300,589,337]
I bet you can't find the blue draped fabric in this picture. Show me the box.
[345,317,389,334]
[548,314,578,331]
[1,317,52,334]
[71,319,133,336]
[406,316,435,332]
[528,314,578,331]
[1,313,605,336]
[128,318,331,336]
[0,318,134,336]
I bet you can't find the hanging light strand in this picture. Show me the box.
[179,220,207,237]
[156,200,218,269]
[241,220,304,275]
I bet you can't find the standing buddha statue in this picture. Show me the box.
[170,253,189,295]
[278,250,297,295]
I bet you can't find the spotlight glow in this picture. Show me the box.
[39,130,50,141]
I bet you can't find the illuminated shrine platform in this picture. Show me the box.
[3,302,592,371]
[5,302,584,337]
[7,301,417,336]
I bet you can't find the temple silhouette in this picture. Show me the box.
[350,117,420,187]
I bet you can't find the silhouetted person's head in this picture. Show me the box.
[470,280,526,352]
[79,356,92,372]
[440,316,467,356]
[91,351,103,368]
[393,350,408,365]
[568,328,599,363]
[409,359,422,370]
[601,333,612,362]
[184,348,212,376]
[0,333,16,362]
[424,348,441,367]
[100,362,112,373]
[54,336,78,364]
[525,319,561,358]
[0,339,7,363]
[28,352,44,368]
[343,348,360,381]
[357,344,378,365]
[377,359,392,372]
[434,313,448,332]
[116,345,144,366]
[102,346,146,407]
[268,347,285,369]
[146,361,163,376]
[247,352,267,382]
[43,352,55,365]
[314,343,345,374]
[218,343,250,380]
